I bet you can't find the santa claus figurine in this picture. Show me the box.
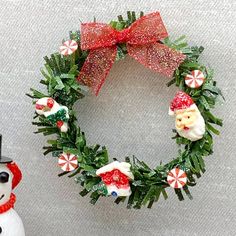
[169,91,205,141]
[0,135,25,236]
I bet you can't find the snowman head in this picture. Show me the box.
[35,97,60,116]
[0,164,12,205]
[0,162,22,206]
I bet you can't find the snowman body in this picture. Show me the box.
[0,209,25,236]
[0,164,25,236]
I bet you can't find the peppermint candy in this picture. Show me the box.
[185,70,205,88]
[59,40,78,56]
[167,168,187,189]
[58,153,78,172]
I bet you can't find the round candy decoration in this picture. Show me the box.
[58,153,78,172]
[167,168,187,189]
[28,11,224,209]
[185,70,205,88]
[59,40,78,56]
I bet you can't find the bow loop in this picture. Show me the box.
[127,12,168,45]
[80,23,117,50]
[78,12,186,95]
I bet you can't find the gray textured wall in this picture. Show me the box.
[0,0,235,235]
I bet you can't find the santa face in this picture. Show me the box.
[175,107,205,141]
[0,164,12,206]
[175,108,197,130]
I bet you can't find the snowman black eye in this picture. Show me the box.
[0,172,9,183]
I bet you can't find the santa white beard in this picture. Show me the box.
[176,112,205,141]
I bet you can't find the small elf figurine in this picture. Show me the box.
[169,91,205,141]
[35,97,69,132]
[96,161,134,197]
[0,135,25,236]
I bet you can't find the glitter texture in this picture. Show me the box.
[78,12,186,95]
[127,43,186,77]
[170,91,194,112]
[78,46,117,96]
[99,169,130,188]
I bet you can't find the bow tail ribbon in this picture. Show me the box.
[127,43,186,78]
[78,43,185,95]
[78,46,117,96]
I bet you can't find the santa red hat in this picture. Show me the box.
[6,162,22,190]
[169,91,196,116]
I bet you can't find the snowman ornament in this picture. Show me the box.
[0,135,25,236]
[35,97,69,132]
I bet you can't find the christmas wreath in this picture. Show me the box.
[28,11,224,209]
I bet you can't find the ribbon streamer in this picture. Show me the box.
[78,12,186,95]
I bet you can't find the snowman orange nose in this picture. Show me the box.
[0,172,9,183]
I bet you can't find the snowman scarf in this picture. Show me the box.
[0,193,16,214]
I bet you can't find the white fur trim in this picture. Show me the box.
[168,107,174,116]
[189,104,197,111]
[169,103,198,116]
[96,161,134,180]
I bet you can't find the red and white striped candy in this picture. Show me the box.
[167,168,187,189]
[58,153,78,172]
[59,40,78,56]
[185,70,205,88]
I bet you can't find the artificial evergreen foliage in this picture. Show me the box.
[28,11,223,208]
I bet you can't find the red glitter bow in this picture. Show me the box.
[77,12,186,95]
